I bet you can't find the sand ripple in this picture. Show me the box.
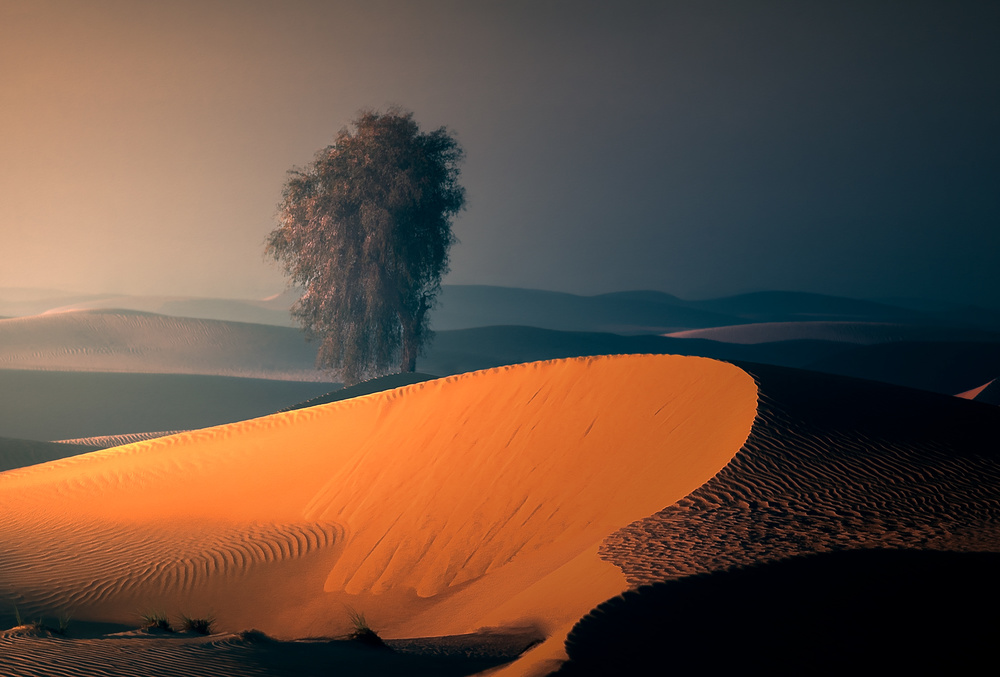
[0,517,343,615]
[601,363,1000,583]
[0,635,275,677]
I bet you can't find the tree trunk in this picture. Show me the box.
[399,299,426,373]
[400,330,418,373]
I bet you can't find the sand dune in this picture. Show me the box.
[548,361,1000,671]
[0,436,103,473]
[0,370,338,441]
[0,355,757,675]
[665,320,1000,345]
[0,309,321,380]
[419,325,849,376]
[601,361,1000,583]
[6,355,996,674]
[0,289,299,327]
[955,378,995,400]
[558,549,1000,675]
[54,431,187,447]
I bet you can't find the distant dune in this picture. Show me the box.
[430,285,743,333]
[10,285,992,336]
[0,355,757,675]
[0,370,338,441]
[0,309,321,380]
[956,378,998,404]
[666,320,1000,345]
[54,431,187,447]
[0,436,103,473]
[0,289,299,327]
[419,325,851,377]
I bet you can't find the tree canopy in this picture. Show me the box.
[265,108,465,384]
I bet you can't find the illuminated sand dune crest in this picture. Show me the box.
[0,355,757,647]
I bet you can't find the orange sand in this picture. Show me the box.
[955,378,995,400]
[0,354,757,673]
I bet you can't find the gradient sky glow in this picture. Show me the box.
[2,0,998,306]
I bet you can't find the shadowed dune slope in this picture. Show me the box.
[557,549,1000,676]
[601,362,1000,585]
[0,310,321,380]
[54,431,187,448]
[567,362,1000,674]
[0,355,757,649]
[0,437,103,473]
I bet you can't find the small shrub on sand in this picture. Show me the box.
[6,606,65,637]
[345,607,388,649]
[139,611,173,632]
[11,606,44,632]
[179,614,215,635]
[233,629,272,644]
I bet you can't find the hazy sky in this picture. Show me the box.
[2,1,998,306]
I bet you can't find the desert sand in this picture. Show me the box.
[0,354,758,676]
[956,378,996,401]
[1,353,997,673]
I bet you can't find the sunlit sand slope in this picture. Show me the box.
[0,310,321,380]
[0,355,757,649]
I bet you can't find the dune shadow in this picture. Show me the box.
[555,549,1000,676]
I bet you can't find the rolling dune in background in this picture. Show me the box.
[0,310,321,380]
[666,320,1000,344]
[0,355,757,676]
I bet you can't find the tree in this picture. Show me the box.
[265,108,465,384]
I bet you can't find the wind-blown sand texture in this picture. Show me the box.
[0,355,757,676]
[0,310,322,380]
[602,362,1000,581]
[577,362,1000,670]
[54,431,187,448]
